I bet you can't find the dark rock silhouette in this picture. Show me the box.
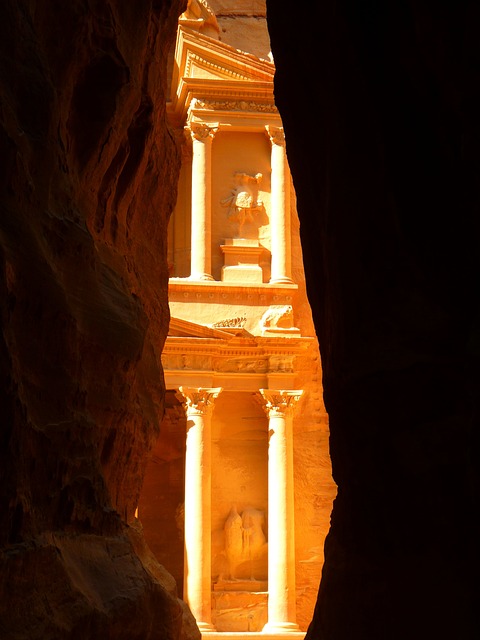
[267,1,480,639]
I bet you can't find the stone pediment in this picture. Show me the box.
[169,25,276,126]
[169,316,234,339]
[175,25,274,84]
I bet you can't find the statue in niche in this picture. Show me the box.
[221,172,266,239]
[222,504,267,581]
[224,505,244,579]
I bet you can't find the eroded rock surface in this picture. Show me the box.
[267,1,480,639]
[0,1,199,638]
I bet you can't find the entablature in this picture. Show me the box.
[162,331,314,392]
[169,278,298,301]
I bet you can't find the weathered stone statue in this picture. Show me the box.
[224,505,244,580]
[222,504,268,582]
[221,172,264,238]
[241,507,267,580]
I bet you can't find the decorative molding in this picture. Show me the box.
[211,316,247,328]
[187,121,218,141]
[162,334,313,378]
[178,386,222,415]
[214,357,268,374]
[185,52,252,82]
[191,97,277,113]
[258,389,303,416]
[265,125,285,146]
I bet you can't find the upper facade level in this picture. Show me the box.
[167,15,295,301]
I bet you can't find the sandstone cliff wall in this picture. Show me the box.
[0,1,200,638]
[267,1,480,639]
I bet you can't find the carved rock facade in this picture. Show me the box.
[138,3,335,636]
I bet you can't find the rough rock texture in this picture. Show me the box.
[0,1,201,638]
[209,0,270,60]
[267,1,480,639]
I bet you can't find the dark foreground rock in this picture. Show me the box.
[267,1,480,639]
[0,1,199,638]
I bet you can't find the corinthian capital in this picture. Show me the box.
[178,386,222,415]
[187,122,219,142]
[259,389,303,416]
[265,125,285,146]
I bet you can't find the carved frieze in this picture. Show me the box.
[268,354,295,373]
[213,357,268,374]
[191,97,277,113]
[162,353,213,371]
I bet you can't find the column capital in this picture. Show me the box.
[259,389,303,417]
[265,124,285,146]
[187,121,219,142]
[178,386,222,416]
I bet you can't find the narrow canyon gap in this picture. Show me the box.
[266,1,480,639]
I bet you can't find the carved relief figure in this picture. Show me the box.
[261,304,294,329]
[221,172,265,238]
[241,508,267,579]
[222,504,268,581]
[224,505,244,579]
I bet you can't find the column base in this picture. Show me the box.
[262,622,300,633]
[197,621,217,632]
[269,277,294,285]
[189,273,215,281]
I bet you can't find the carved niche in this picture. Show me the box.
[215,504,268,586]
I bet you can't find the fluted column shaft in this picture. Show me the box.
[188,123,217,280]
[266,126,293,284]
[178,386,222,631]
[260,389,303,633]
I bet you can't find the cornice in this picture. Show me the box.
[169,278,298,296]
[163,334,314,358]
[185,51,252,83]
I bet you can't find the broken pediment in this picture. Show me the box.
[168,316,234,339]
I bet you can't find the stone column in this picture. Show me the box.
[178,386,223,631]
[188,122,217,281]
[266,126,293,284]
[259,389,303,633]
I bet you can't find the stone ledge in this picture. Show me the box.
[202,633,306,640]
[169,278,298,296]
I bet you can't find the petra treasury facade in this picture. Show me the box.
[138,2,336,638]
